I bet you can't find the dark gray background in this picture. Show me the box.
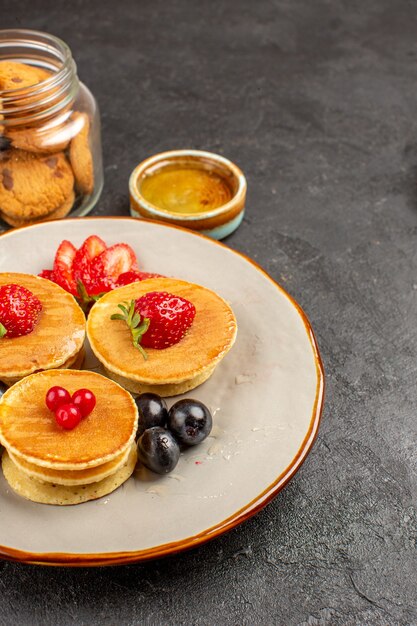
[1,1,416,625]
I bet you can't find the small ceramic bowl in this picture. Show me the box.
[129,150,247,240]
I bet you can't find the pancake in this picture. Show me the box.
[2,443,137,505]
[8,445,130,486]
[2,345,86,387]
[0,273,85,383]
[0,369,138,470]
[62,344,85,371]
[86,278,237,396]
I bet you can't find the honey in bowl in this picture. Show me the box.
[139,166,234,215]
[129,150,247,240]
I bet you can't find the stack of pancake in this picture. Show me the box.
[87,277,238,396]
[0,369,138,505]
[0,272,86,387]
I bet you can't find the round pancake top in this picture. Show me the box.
[87,278,237,384]
[0,370,138,469]
[0,273,85,378]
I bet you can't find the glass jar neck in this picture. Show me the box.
[0,29,79,126]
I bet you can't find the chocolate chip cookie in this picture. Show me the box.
[0,61,48,91]
[0,149,74,222]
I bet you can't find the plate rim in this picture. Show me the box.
[0,216,325,567]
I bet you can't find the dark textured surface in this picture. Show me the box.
[1,1,417,625]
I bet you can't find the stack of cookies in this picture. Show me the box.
[0,61,94,227]
[0,370,138,505]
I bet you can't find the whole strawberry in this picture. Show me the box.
[111,291,196,358]
[136,292,196,349]
[0,284,43,338]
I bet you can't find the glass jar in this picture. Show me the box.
[0,29,103,228]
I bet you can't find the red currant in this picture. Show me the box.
[72,388,96,417]
[45,386,71,412]
[55,404,82,430]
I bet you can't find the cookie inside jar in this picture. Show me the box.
[0,29,103,228]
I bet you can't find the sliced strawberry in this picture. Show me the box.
[90,243,138,288]
[81,235,107,259]
[83,271,111,296]
[38,269,57,282]
[53,240,77,296]
[73,235,107,293]
[116,270,165,287]
[137,271,165,280]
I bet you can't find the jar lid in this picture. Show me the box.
[129,150,247,240]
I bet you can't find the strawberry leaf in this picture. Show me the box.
[127,301,135,326]
[135,343,148,360]
[76,279,106,315]
[0,323,6,338]
[110,299,150,360]
[117,303,130,317]
[76,279,88,299]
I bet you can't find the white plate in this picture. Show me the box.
[0,218,324,566]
